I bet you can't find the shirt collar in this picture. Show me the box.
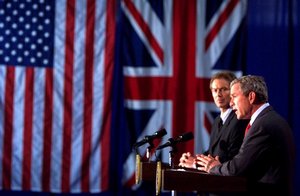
[249,103,270,125]
[220,108,232,124]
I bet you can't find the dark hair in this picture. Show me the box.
[231,75,268,103]
[210,71,237,89]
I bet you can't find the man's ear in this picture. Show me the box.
[248,91,256,104]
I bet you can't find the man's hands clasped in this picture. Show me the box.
[179,152,221,173]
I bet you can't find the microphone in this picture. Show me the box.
[156,132,194,150]
[133,128,167,148]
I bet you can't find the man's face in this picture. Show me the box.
[230,83,251,119]
[210,78,231,110]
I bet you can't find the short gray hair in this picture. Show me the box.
[230,75,268,103]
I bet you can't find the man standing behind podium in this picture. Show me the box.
[196,75,296,195]
[179,71,248,168]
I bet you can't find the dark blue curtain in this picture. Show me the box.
[246,1,300,195]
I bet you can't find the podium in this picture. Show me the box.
[137,162,248,195]
[137,162,169,182]
[159,168,247,193]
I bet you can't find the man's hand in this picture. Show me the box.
[178,152,196,168]
[195,154,221,173]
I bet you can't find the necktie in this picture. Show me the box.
[218,118,223,131]
[244,123,251,137]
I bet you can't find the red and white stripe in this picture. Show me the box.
[0,0,115,193]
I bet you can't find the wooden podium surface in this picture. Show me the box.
[161,168,247,193]
[138,162,247,193]
[140,162,169,181]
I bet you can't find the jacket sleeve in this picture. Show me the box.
[210,124,274,180]
[220,119,248,162]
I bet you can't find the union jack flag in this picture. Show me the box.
[117,0,247,188]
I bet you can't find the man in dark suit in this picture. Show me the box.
[196,75,296,195]
[179,71,248,168]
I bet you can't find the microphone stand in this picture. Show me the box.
[168,145,177,169]
[134,139,155,162]
[134,139,156,185]
[168,145,178,196]
[146,140,154,162]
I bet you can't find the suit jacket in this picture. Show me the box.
[210,106,296,195]
[205,110,249,163]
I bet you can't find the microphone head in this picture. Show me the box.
[154,128,167,138]
[155,132,193,151]
[133,128,167,149]
[177,132,194,142]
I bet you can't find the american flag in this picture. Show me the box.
[118,0,247,188]
[0,0,115,193]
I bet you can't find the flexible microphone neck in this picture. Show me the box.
[156,132,193,150]
[133,128,167,149]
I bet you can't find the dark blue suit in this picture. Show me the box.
[210,106,296,195]
[205,110,248,163]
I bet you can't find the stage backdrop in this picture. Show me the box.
[0,0,299,196]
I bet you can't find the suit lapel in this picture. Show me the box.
[247,106,273,133]
[210,111,235,150]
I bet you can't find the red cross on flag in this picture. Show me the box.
[117,0,247,188]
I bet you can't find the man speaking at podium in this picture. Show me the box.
[196,75,296,196]
[179,71,248,168]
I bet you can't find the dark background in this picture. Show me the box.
[246,1,300,195]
